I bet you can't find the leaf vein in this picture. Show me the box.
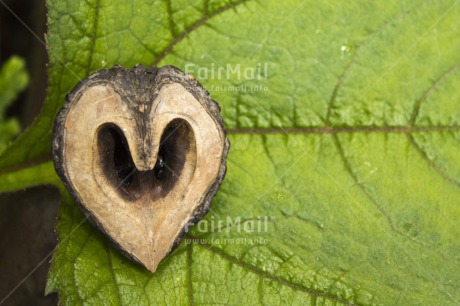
[190,235,356,305]
[332,133,459,267]
[410,61,460,125]
[186,243,194,306]
[165,0,175,37]
[324,0,433,125]
[152,0,251,65]
[86,0,101,75]
[106,244,123,305]
[406,133,460,187]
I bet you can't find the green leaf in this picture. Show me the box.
[1,0,459,304]
[0,161,61,193]
[0,56,28,154]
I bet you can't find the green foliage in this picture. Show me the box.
[0,0,459,305]
[0,56,28,154]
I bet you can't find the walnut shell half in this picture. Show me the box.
[52,64,229,272]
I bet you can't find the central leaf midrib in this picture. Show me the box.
[0,124,458,177]
[227,125,460,134]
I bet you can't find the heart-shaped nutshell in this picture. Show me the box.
[52,65,229,272]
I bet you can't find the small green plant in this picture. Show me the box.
[0,56,28,154]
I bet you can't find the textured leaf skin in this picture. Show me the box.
[0,56,28,154]
[0,0,459,305]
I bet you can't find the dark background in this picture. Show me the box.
[0,0,59,305]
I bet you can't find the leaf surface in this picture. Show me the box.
[1,0,460,305]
